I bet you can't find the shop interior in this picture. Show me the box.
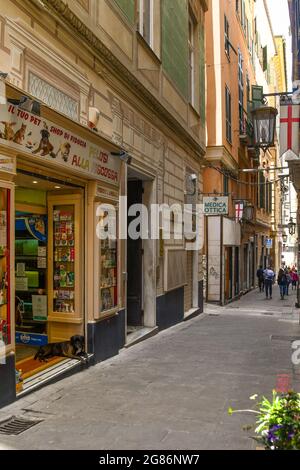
[15,170,84,382]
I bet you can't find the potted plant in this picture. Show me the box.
[229,391,300,450]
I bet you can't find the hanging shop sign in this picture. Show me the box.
[203,196,228,215]
[235,201,244,222]
[0,104,121,186]
[279,104,300,157]
[265,238,273,249]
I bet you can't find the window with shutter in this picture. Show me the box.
[225,85,232,143]
[263,46,268,71]
[224,15,230,58]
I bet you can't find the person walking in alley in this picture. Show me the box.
[257,265,265,292]
[277,268,288,300]
[264,266,275,300]
[291,269,299,290]
[285,268,292,296]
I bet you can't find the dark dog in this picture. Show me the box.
[34,335,88,363]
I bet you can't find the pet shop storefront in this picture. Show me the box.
[0,84,124,407]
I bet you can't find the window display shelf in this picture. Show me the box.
[99,210,117,315]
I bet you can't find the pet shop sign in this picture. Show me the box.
[15,332,48,346]
[0,104,121,186]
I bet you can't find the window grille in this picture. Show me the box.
[28,73,79,121]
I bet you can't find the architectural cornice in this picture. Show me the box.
[205,146,239,171]
[30,0,205,158]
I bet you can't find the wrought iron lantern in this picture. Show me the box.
[288,217,296,236]
[251,106,278,152]
[242,204,254,221]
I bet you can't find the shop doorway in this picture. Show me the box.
[234,247,239,296]
[127,180,143,328]
[224,247,233,302]
[126,168,156,344]
[14,170,85,384]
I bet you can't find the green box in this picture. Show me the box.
[15,240,23,256]
[23,240,38,256]
[25,271,39,288]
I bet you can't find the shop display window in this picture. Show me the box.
[15,213,47,337]
[99,210,117,314]
[53,205,75,314]
[0,188,10,346]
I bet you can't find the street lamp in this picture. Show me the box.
[243,204,254,221]
[282,233,288,243]
[288,217,296,236]
[251,106,278,153]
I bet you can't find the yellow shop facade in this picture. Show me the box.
[0,83,125,405]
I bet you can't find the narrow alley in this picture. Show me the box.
[0,288,299,451]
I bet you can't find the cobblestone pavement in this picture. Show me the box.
[0,288,299,450]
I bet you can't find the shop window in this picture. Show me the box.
[0,188,11,347]
[97,208,118,316]
[52,206,75,314]
[15,207,48,349]
[28,73,79,122]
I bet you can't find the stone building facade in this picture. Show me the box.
[0,0,207,406]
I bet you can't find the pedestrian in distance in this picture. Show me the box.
[291,269,299,290]
[256,265,265,292]
[277,268,288,300]
[285,268,292,296]
[264,266,275,300]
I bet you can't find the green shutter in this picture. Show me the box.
[263,46,268,72]
[114,0,135,24]
[161,0,189,99]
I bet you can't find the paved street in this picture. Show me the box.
[1,288,300,450]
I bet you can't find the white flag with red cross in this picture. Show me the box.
[280,104,300,157]
[235,201,244,222]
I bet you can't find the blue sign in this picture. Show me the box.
[265,238,273,249]
[16,332,48,347]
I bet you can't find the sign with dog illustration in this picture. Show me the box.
[0,103,121,186]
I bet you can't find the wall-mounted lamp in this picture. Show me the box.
[288,217,296,236]
[251,106,278,153]
[111,150,132,165]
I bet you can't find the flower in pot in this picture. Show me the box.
[229,391,300,450]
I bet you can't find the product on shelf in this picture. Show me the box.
[53,206,75,314]
[15,213,47,337]
[99,213,117,313]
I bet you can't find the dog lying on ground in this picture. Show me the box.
[34,335,88,364]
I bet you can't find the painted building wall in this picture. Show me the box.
[0,0,208,343]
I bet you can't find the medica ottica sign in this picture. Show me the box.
[203,197,229,216]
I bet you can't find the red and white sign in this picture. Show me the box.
[235,201,244,222]
[0,103,121,186]
[280,104,300,157]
